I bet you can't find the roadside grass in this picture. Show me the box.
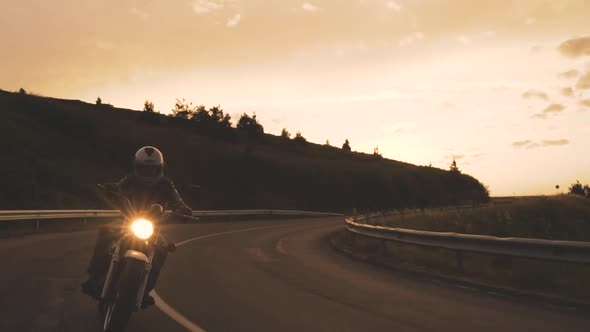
[372,195,590,241]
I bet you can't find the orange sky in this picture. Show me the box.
[1,0,590,195]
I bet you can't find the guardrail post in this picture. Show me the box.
[83,217,87,225]
[35,218,40,231]
[456,251,464,272]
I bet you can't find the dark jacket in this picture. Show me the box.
[112,174,192,216]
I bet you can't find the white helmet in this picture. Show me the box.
[134,146,164,184]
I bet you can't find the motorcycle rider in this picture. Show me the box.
[81,146,192,307]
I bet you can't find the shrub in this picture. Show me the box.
[342,139,351,152]
[293,131,307,144]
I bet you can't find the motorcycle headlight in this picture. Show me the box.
[130,218,154,239]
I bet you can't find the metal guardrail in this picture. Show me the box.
[346,214,590,264]
[0,210,121,221]
[0,209,342,231]
[0,209,342,221]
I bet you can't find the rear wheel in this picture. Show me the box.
[100,259,146,332]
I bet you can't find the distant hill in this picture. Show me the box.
[0,90,489,211]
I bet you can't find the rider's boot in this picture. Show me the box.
[81,274,102,299]
[141,294,155,308]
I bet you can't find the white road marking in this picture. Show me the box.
[152,224,289,332]
[150,290,206,332]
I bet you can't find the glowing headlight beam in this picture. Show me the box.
[130,218,154,239]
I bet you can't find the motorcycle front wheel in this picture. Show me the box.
[100,259,146,332]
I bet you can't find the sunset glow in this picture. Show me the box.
[2,0,589,195]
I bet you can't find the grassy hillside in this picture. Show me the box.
[376,195,590,241]
[0,90,489,211]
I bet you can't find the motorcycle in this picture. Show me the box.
[96,184,198,332]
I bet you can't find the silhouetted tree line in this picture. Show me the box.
[0,89,490,212]
[160,98,358,151]
[569,181,590,198]
[162,99,266,141]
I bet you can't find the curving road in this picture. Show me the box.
[0,217,588,332]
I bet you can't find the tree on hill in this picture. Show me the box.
[373,146,382,159]
[191,105,209,123]
[342,139,351,152]
[191,105,233,139]
[280,128,291,140]
[171,98,193,119]
[569,181,587,197]
[143,100,155,113]
[325,139,330,146]
[293,131,307,144]
[450,159,460,173]
[237,113,264,139]
[139,100,160,123]
[208,105,232,128]
[96,97,102,105]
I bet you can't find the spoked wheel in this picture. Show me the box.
[101,296,133,332]
[99,259,146,332]
[103,302,115,331]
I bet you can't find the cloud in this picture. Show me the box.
[522,89,549,100]
[191,0,224,14]
[513,139,569,149]
[302,3,320,12]
[532,103,566,119]
[471,153,485,159]
[542,139,569,147]
[457,35,471,44]
[581,99,590,108]
[576,71,590,89]
[559,69,579,79]
[226,14,241,28]
[482,30,496,38]
[399,32,425,47]
[559,36,590,57]
[543,103,565,113]
[512,140,532,148]
[525,17,537,25]
[442,101,455,109]
[561,87,574,97]
[130,7,149,20]
[386,1,402,12]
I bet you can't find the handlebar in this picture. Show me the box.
[97,184,198,223]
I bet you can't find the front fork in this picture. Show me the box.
[135,250,154,308]
[100,232,160,309]
[135,229,161,307]
[100,243,121,300]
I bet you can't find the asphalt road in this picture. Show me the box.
[0,217,588,332]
